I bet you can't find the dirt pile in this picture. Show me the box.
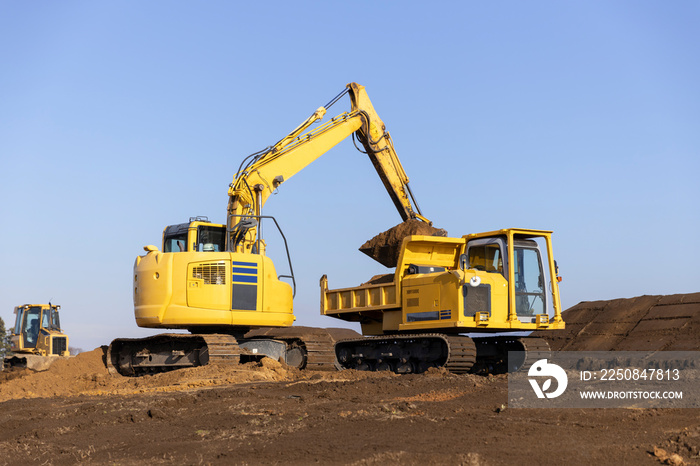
[535,292,700,351]
[0,351,305,403]
[359,219,448,267]
[0,341,404,403]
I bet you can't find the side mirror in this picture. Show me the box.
[459,254,468,271]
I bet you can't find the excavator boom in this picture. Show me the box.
[227,83,430,255]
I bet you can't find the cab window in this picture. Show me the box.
[51,309,61,331]
[197,225,226,252]
[514,247,545,316]
[22,306,41,348]
[468,244,503,273]
[164,233,188,252]
[14,310,22,334]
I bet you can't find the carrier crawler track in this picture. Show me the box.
[335,333,477,374]
[471,335,551,374]
[443,335,478,374]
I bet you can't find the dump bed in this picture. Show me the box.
[321,235,465,319]
[321,278,399,316]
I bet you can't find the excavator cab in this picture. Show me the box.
[162,217,226,253]
[134,215,295,331]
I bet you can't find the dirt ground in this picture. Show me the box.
[1,293,699,465]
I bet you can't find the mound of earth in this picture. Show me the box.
[359,219,448,267]
[535,292,700,351]
[0,339,397,403]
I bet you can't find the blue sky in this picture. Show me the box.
[1,2,698,351]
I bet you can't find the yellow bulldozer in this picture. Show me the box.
[4,304,70,371]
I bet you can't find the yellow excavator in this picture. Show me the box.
[107,83,437,375]
[4,304,70,371]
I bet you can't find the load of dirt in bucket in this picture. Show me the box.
[534,292,700,351]
[359,219,447,268]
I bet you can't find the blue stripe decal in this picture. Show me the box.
[232,261,257,267]
[232,274,258,283]
[232,267,257,275]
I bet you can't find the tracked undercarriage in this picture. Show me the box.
[106,328,340,377]
[334,334,550,375]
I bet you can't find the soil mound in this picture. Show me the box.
[359,219,448,267]
[0,331,399,403]
[535,292,700,351]
[0,347,304,402]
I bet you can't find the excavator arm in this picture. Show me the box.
[226,82,429,253]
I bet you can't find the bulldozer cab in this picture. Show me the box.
[10,304,68,356]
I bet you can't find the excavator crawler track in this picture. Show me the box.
[244,328,339,371]
[107,329,341,376]
[106,333,242,377]
[200,334,243,365]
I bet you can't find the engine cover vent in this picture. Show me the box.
[192,262,226,285]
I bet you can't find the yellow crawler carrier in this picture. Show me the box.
[322,229,564,373]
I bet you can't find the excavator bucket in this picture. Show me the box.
[359,219,448,268]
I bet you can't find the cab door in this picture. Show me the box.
[513,244,547,321]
